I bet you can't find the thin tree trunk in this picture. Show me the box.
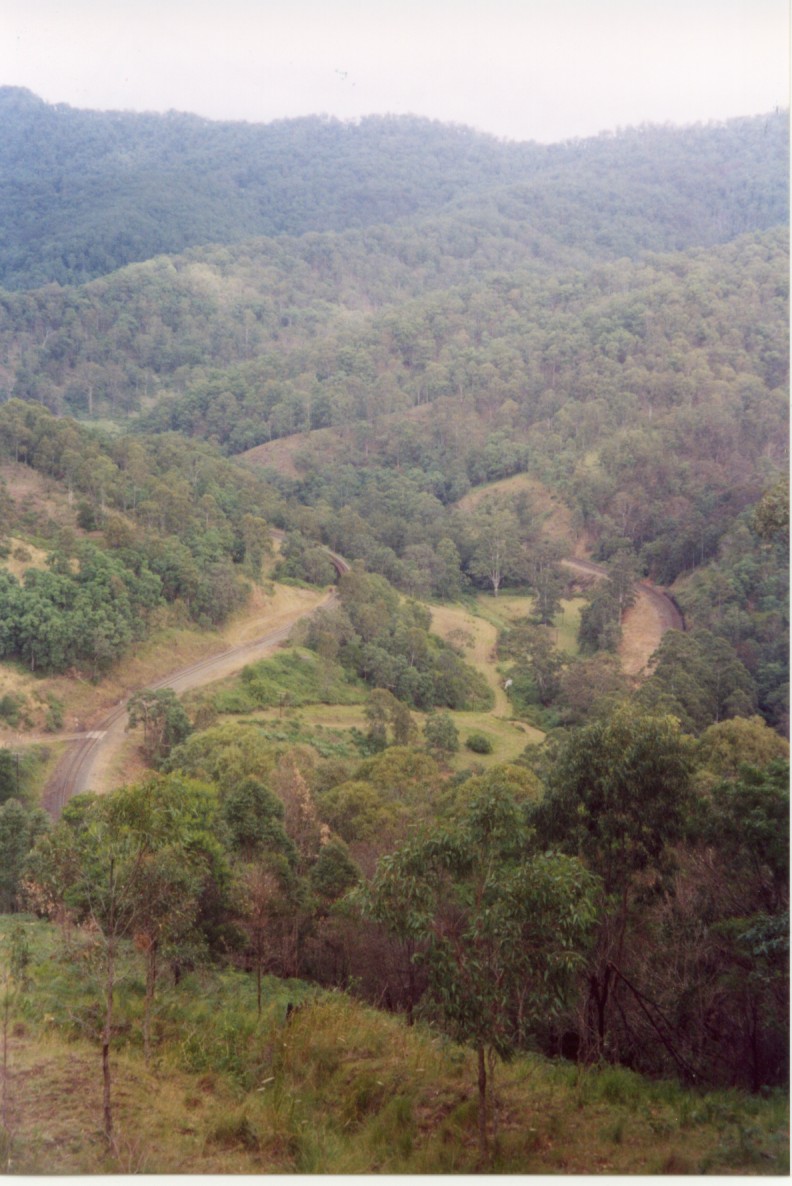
[102,937,115,1149]
[2,984,9,1138]
[143,942,158,1065]
[477,1041,489,1164]
[487,1045,499,1143]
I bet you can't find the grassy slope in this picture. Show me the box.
[198,594,546,769]
[2,917,787,1175]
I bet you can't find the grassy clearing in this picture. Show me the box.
[3,917,787,1175]
[220,704,368,759]
[447,710,543,769]
[430,600,510,714]
[473,591,584,658]
[2,536,50,579]
[554,596,585,654]
[198,601,544,768]
[454,473,576,550]
[209,697,541,769]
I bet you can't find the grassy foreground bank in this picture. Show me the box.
[1,917,787,1175]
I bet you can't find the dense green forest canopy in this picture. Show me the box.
[0,88,786,290]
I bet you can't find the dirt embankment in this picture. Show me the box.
[561,558,683,677]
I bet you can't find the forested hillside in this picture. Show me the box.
[0,87,786,289]
[0,96,788,1171]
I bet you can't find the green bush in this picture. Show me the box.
[465,731,493,754]
[0,694,24,728]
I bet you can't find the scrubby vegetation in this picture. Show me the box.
[1,917,788,1174]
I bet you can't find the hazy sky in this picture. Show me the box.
[2,0,788,143]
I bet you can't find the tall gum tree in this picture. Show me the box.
[361,779,598,1164]
[533,704,694,1062]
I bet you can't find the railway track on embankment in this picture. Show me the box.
[561,557,684,676]
[42,549,349,819]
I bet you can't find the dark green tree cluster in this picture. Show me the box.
[302,564,492,711]
[0,543,159,675]
[526,707,788,1089]
[0,401,287,666]
[670,500,789,733]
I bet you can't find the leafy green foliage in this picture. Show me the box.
[216,649,364,714]
[126,689,191,766]
[361,780,598,1158]
[221,777,296,865]
[423,712,460,755]
[535,704,694,894]
[465,731,493,754]
[302,566,492,712]
[310,838,360,903]
[638,629,758,733]
[0,798,49,911]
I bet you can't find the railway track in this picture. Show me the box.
[42,546,349,818]
[561,557,685,633]
[41,544,674,818]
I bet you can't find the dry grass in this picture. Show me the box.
[0,662,38,707]
[1,461,80,534]
[240,426,346,478]
[3,536,50,579]
[454,473,576,551]
[239,404,440,479]
[619,591,665,677]
[222,583,328,648]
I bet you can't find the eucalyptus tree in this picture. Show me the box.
[362,781,597,1162]
[533,705,694,1062]
[23,775,223,1143]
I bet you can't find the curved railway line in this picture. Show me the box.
[42,549,349,819]
[560,556,685,631]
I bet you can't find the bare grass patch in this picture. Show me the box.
[620,590,664,677]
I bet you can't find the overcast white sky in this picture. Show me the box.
[1,0,788,143]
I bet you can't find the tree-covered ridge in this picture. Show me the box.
[0,401,286,672]
[0,89,786,290]
[232,231,786,569]
[2,220,786,472]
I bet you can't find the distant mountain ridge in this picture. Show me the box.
[0,87,787,290]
